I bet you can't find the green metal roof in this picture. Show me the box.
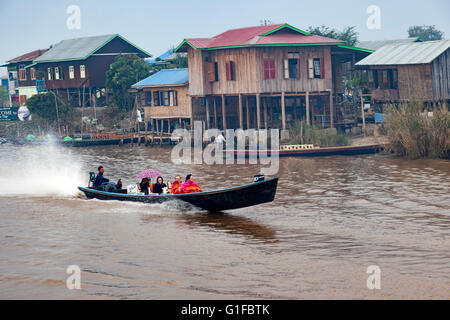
[34,34,151,63]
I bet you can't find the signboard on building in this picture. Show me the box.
[0,106,32,121]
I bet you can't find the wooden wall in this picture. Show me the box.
[397,64,433,100]
[141,85,190,120]
[187,46,333,96]
[431,48,450,100]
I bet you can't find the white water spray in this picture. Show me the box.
[0,143,85,197]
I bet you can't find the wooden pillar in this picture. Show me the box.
[293,97,297,121]
[189,96,193,131]
[213,97,218,128]
[205,97,210,129]
[246,96,250,129]
[221,94,226,130]
[238,94,243,129]
[256,94,261,129]
[269,98,273,127]
[263,97,268,128]
[329,90,334,128]
[281,92,286,130]
[306,91,310,125]
[360,90,366,136]
[156,118,159,135]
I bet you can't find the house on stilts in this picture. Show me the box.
[173,23,372,133]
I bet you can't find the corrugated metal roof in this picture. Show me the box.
[356,38,419,51]
[132,68,188,87]
[35,34,116,62]
[7,49,48,63]
[176,24,345,51]
[356,40,450,66]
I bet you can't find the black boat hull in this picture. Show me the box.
[78,178,278,212]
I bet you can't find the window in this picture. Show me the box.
[214,62,219,81]
[163,91,169,106]
[313,58,323,78]
[146,92,152,106]
[154,91,160,106]
[19,69,27,81]
[80,65,86,78]
[207,62,219,82]
[284,53,300,79]
[30,68,36,80]
[263,59,275,79]
[47,67,53,80]
[225,61,236,81]
[55,67,60,80]
[392,69,398,89]
[307,59,314,79]
[69,66,75,79]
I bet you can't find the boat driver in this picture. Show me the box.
[94,166,110,187]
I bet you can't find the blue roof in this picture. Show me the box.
[132,68,188,87]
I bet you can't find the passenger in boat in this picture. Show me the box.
[138,177,150,195]
[93,166,109,187]
[152,176,168,194]
[180,174,202,193]
[171,175,182,194]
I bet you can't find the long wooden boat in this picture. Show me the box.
[234,144,383,158]
[78,177,278,212]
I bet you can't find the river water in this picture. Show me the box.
[0,143,449,299]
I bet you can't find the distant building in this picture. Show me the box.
[132,68,189,133]
[1,49,48,106]
[31,34,151,107]
[175,23,371,130]
[356,40,450,104]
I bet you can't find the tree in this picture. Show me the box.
[26,92,72,126]
[149,51,188,76]
[105,54,150,111]
[0,87,9,107]
[408,25,444,41]
[307,25,359,46]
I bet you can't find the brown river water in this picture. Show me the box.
[0,143,449,299]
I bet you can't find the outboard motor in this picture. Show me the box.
[253,174,265,182]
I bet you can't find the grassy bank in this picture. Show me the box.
[385,101,449,159]
[288,120,349,147]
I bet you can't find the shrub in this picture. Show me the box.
[288,120,349,147]
[385,101,449,159]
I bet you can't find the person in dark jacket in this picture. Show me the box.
[138,178,150,195]
[93,166,109,187]
[152,176,167,194]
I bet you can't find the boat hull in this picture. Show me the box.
[78,178,278,212]
[234,144,383,158]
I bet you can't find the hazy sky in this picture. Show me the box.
[1,0,449,76]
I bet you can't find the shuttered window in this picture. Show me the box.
[309,58,324,79]
[55,67,60,80]
[225,61,236,81]
[263,59,275,79]
[207,62,215,82]
[154,91,160,106]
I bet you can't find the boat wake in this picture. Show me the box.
[0,143,85,197]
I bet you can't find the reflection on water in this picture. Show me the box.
[0,143,449,299]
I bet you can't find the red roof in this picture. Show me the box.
[176,24,345,51]
[7,49,48,63]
